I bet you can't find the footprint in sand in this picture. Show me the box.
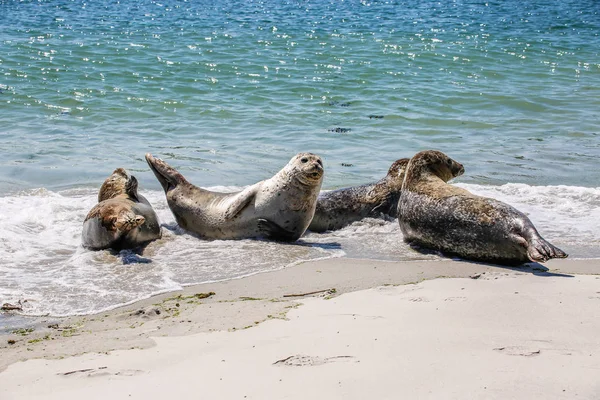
[407,297,430,302]
[444,296,467,302]
[493,346,541,357]
[273,355,357,367]
[59,367,145,377]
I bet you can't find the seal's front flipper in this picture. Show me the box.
[257,218,298,242]
[223,186,258,220]
[370,197,389,216]
[367,191,399,218]
[115,214,146,232]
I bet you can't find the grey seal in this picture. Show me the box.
[145,152,323,241]
[398,150,568,265]
[82,168,161,250]
[309,158,410,232]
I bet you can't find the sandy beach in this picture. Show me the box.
[1,257,599,399]
[3,1,600,399]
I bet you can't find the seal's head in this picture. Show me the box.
[98,168,139,202]
[404,150,464,189]
[385,158,410,190]
[387,158,410,177]
[286,153,324,186]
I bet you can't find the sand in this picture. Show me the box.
[1,257,599,399]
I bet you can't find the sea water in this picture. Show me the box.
[1,0,599,318]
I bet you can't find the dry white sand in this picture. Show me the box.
[1,258,599,399]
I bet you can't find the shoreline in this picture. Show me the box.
[2,183,597,322]
[1,256,599,399]
[1,257,597,372]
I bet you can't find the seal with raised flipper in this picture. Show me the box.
[309,158,410,232]
[398,150,568,266]
[82,168,161,250]
[145,152,323,241]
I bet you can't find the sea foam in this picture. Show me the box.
[0,183,597,317]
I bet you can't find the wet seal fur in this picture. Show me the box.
[82,168,161,250]
[309,158,410,232]
[145,153,324,241]
[398,150,568,266]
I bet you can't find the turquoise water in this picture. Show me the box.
[1,0,599,317]
[2,0,599,190]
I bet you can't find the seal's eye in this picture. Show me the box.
[316,159,322,166]
[446,159,452,166]
[301,157,308,163]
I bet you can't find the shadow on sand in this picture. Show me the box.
[408,246,573,277]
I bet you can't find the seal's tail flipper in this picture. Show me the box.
[145,153,187,193]
[257,218,298,242]
[527,237,568,263]
[115,214,145,232]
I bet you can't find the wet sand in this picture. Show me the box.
[1,257,599,399]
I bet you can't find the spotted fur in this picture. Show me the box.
[146,152,323,241]
[82,168,161,250]
[398,150,567,265]
[309,158,409,232]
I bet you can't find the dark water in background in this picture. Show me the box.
[0,0,599,317]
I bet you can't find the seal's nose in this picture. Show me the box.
[312,159,323,173]
[309,159,323,179]
[456,163,465,177]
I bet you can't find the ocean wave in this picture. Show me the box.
[0,187,343,317]
[457,183,600,245]
[0,183,597,317]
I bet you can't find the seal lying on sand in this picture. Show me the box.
[146,153,323,241]
[82,168,161,250]
[309,158,409,232]
[398,150,568,265]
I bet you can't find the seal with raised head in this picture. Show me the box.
[398,150,568,265]
[145,152,324,241]
[309,158,410,232]
[82,168,161,250]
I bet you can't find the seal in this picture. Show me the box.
[398,150,568,265]
[145,152,324,241]
[82,168,161,250]
[308,158,410,232]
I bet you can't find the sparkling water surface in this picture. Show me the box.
[1,0,599,318]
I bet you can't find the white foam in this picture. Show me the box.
[456,183,600,245]
[0,183,598,317]
[306,217,441,261]
[0,187,343,317]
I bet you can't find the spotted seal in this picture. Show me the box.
[398,150,568,265]
[309,158,410,232]
[82,168,161,250]
[145,153,323,241]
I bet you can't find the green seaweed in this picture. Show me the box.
[61,328,78,337]
[163,292,216,303]
[12,328,34,336]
